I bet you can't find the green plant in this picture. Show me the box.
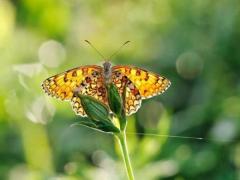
[76,83,135,180]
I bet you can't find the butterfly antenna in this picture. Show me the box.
[84,40,106,59]
[109,41,130,59]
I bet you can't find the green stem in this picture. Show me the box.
[117,131,135,180]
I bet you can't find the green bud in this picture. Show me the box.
[107,83,123,115]
[107,83,126,131]
[79,95,109,122]
[78,94,120,133]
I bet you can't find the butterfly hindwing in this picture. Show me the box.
[111,71,142,116]
[112,65,171,99]
[71,72,108,116]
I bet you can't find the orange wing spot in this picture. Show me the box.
[136,69,141,76]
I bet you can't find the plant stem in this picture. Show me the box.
[117,131,135,180]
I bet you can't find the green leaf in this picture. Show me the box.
[74,118,120,133]
[78,95,109,122]
[95,120,120,133]
[73,118,98,129]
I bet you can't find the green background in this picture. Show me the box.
[0,0,240,179]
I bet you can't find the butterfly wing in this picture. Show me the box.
[42,65,107,117]
[112,65,171,99]
[71,72,108,117]
[111,71,142,116]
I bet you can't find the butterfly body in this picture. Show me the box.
[42,61,171,117]
[102,61,112,84]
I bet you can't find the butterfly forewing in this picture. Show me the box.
[42,65,107,117]
[42,65,102,100]
[112,65,171,99]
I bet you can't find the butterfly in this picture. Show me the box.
[42,61,171,117]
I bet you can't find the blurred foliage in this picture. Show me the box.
[0,0,240,179]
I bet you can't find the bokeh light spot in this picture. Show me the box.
[210,119,237,143]
[25,96,55,124]
[175,144,192,161]
[0,0,15,47]
[38,40,66,68]
[138,101,165,129]
[176,51,204,79]
[64,162,78,175]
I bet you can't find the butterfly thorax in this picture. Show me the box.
[103,61,112,84]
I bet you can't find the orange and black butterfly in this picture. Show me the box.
[42,61,171,117]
